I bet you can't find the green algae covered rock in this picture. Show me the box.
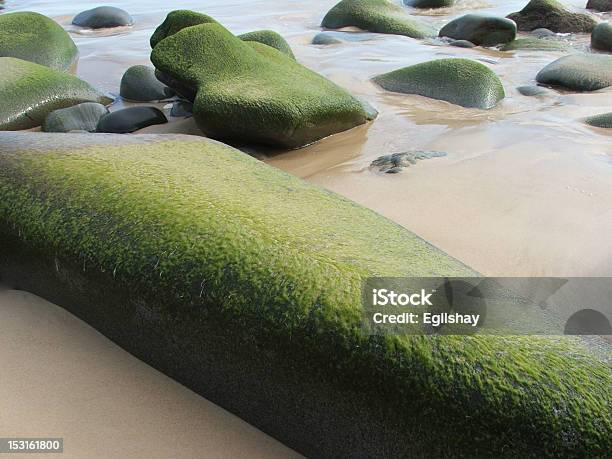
[585,111,612,127]
[0,57,111,130]
[238,30,295,59]
[120,65,175,101]
[591,22,612,52]
[151,13,368,148]
[439,14,517,46]
[321,0,437,39]
[0,132,610,457]
[587,0,612,12]
[536,53,612,91]
[501,37,569,51]
[0,12,78,71]
[507,0,597,33]
[373,58,505,109]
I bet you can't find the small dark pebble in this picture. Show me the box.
[96,106,167,133]
[170,100,194,117]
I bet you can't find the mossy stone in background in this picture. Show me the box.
[238,30,295,59]
[507,0,597,33]
[439,14,517,46]
[120,65,175,101]
[72,6,133,29]
[587,0,612,12]
[321,0,437,39]
[150,15,368,148]
[0,12,77,71]
[404,0,455,7]
[501,37,569,51]
[0,57,111,130]
[373,58,505,109]
[591,22,612,52]
[585,112,612,127]
[536,53,612,91]
[42,102,109,132]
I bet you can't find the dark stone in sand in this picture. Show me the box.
[404,0,455,7]
[96,106,167,133]
[536,53,612,91]
[312,33,344,45]
[586,0,612,12]
[507,0,597,33]
[439,14,517,46]
[371,151,447,173]
[120,65,175,101]
[72,6,133,29]
[591,22,612,52]
[170,100,194,117]
[43,102,109,132]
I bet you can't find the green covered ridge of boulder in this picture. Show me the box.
[536,53,612,91]
[238,30,295,59]
[373,58,505,109]
[501,37,569,51]
[592,22,612,52]
[507,0,598,33]
[404,0,455,7]
[321,0,437,39]
[150,12,368,148]
[585,111,612,127]
[587,0,612,12]
[0,57,111,130]
[0,11,78,71]
[0,132,610,457]
[439,14,517,46]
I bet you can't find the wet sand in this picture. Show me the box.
[0,285,300,459]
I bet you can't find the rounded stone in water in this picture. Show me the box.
[43,102,109,133]
[371,151,447,173]
[72,6,133,29]
[96,107,167,134]
[120,65,175,102]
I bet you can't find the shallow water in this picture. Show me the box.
[4,0,612,275]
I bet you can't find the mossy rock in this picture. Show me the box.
[501,37,569,51]
[150,13,368,148]
[120,65,175,101]
[0,132,610,457]
[404,0,455,7]
[321,0,437,39]
[238,30,295,59]
[439,14,517,46]
[536,53,612,91]
[0,12,77,71]
[507,0,597,33]
[587,0,612,12]
[591,22,612,52]
[585,111,612,127]
[0,57,111,130]
[373,58,505,109]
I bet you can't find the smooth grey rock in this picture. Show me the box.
[170,100,193,117]
[536,53,612,91]
[42,102,109,132]
[404,0,455,7]
[120,65,175,101]
[591,23,612,53]
[96,106,167,133]
[449,40,476,48]
[439,14,517,46]
[517,85,550,96]
[532,28,556,38]
[312,33,343,45]
[72,6,133,29]
[371,151,447,173]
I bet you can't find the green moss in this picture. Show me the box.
[501,37,568,51]
[321,0,437,39]
[373,58,505,109]
[0,132,609,457]
[150,10,218,48]
[0,57,111,130]
[536,53,612,91]
[591,22,612,52]
[0,11,78,71]
[439,13,517,46]
[585,112,612,128]
[150,16,367,148]
[507,0,598,33]
[238,30,295,59]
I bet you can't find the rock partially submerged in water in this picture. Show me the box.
[72,6,133,29]
[501,37,569,51]
[0,57,110,130]
[449,39,476,48]
[170,100,194,117]
[42,102,109,132]
[238,30,295,59]
[371,151,446,173]
[404,0,455,7]
[120,65,175,101]
[532,27,556,38]
[587,0,612,12]
[0,131,610,458]
[517,85,551,96]
[0,12,77,71]
[373,58,505,109]
[536,53,612,91]
[321,0,437,39]
[591,22,612,52]
[312,32,344,45]
[507,0,597,33]
[439,14,517,46]
[150,10,369,148]
[96,106,167,133]
[585,112,612,127]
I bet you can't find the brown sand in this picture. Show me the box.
[0,285,300,459]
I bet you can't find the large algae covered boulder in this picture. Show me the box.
[0,132,610,457]
[0,57,111,130]
[150,12,369,148]
[536,53,612,90]
[373,58,505,109]
[0,12,78,71]
[439,14,517,46]
[238,30,295,59]
[321,0,437,39]
[507,0,597,33]
[587,0,612,11]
